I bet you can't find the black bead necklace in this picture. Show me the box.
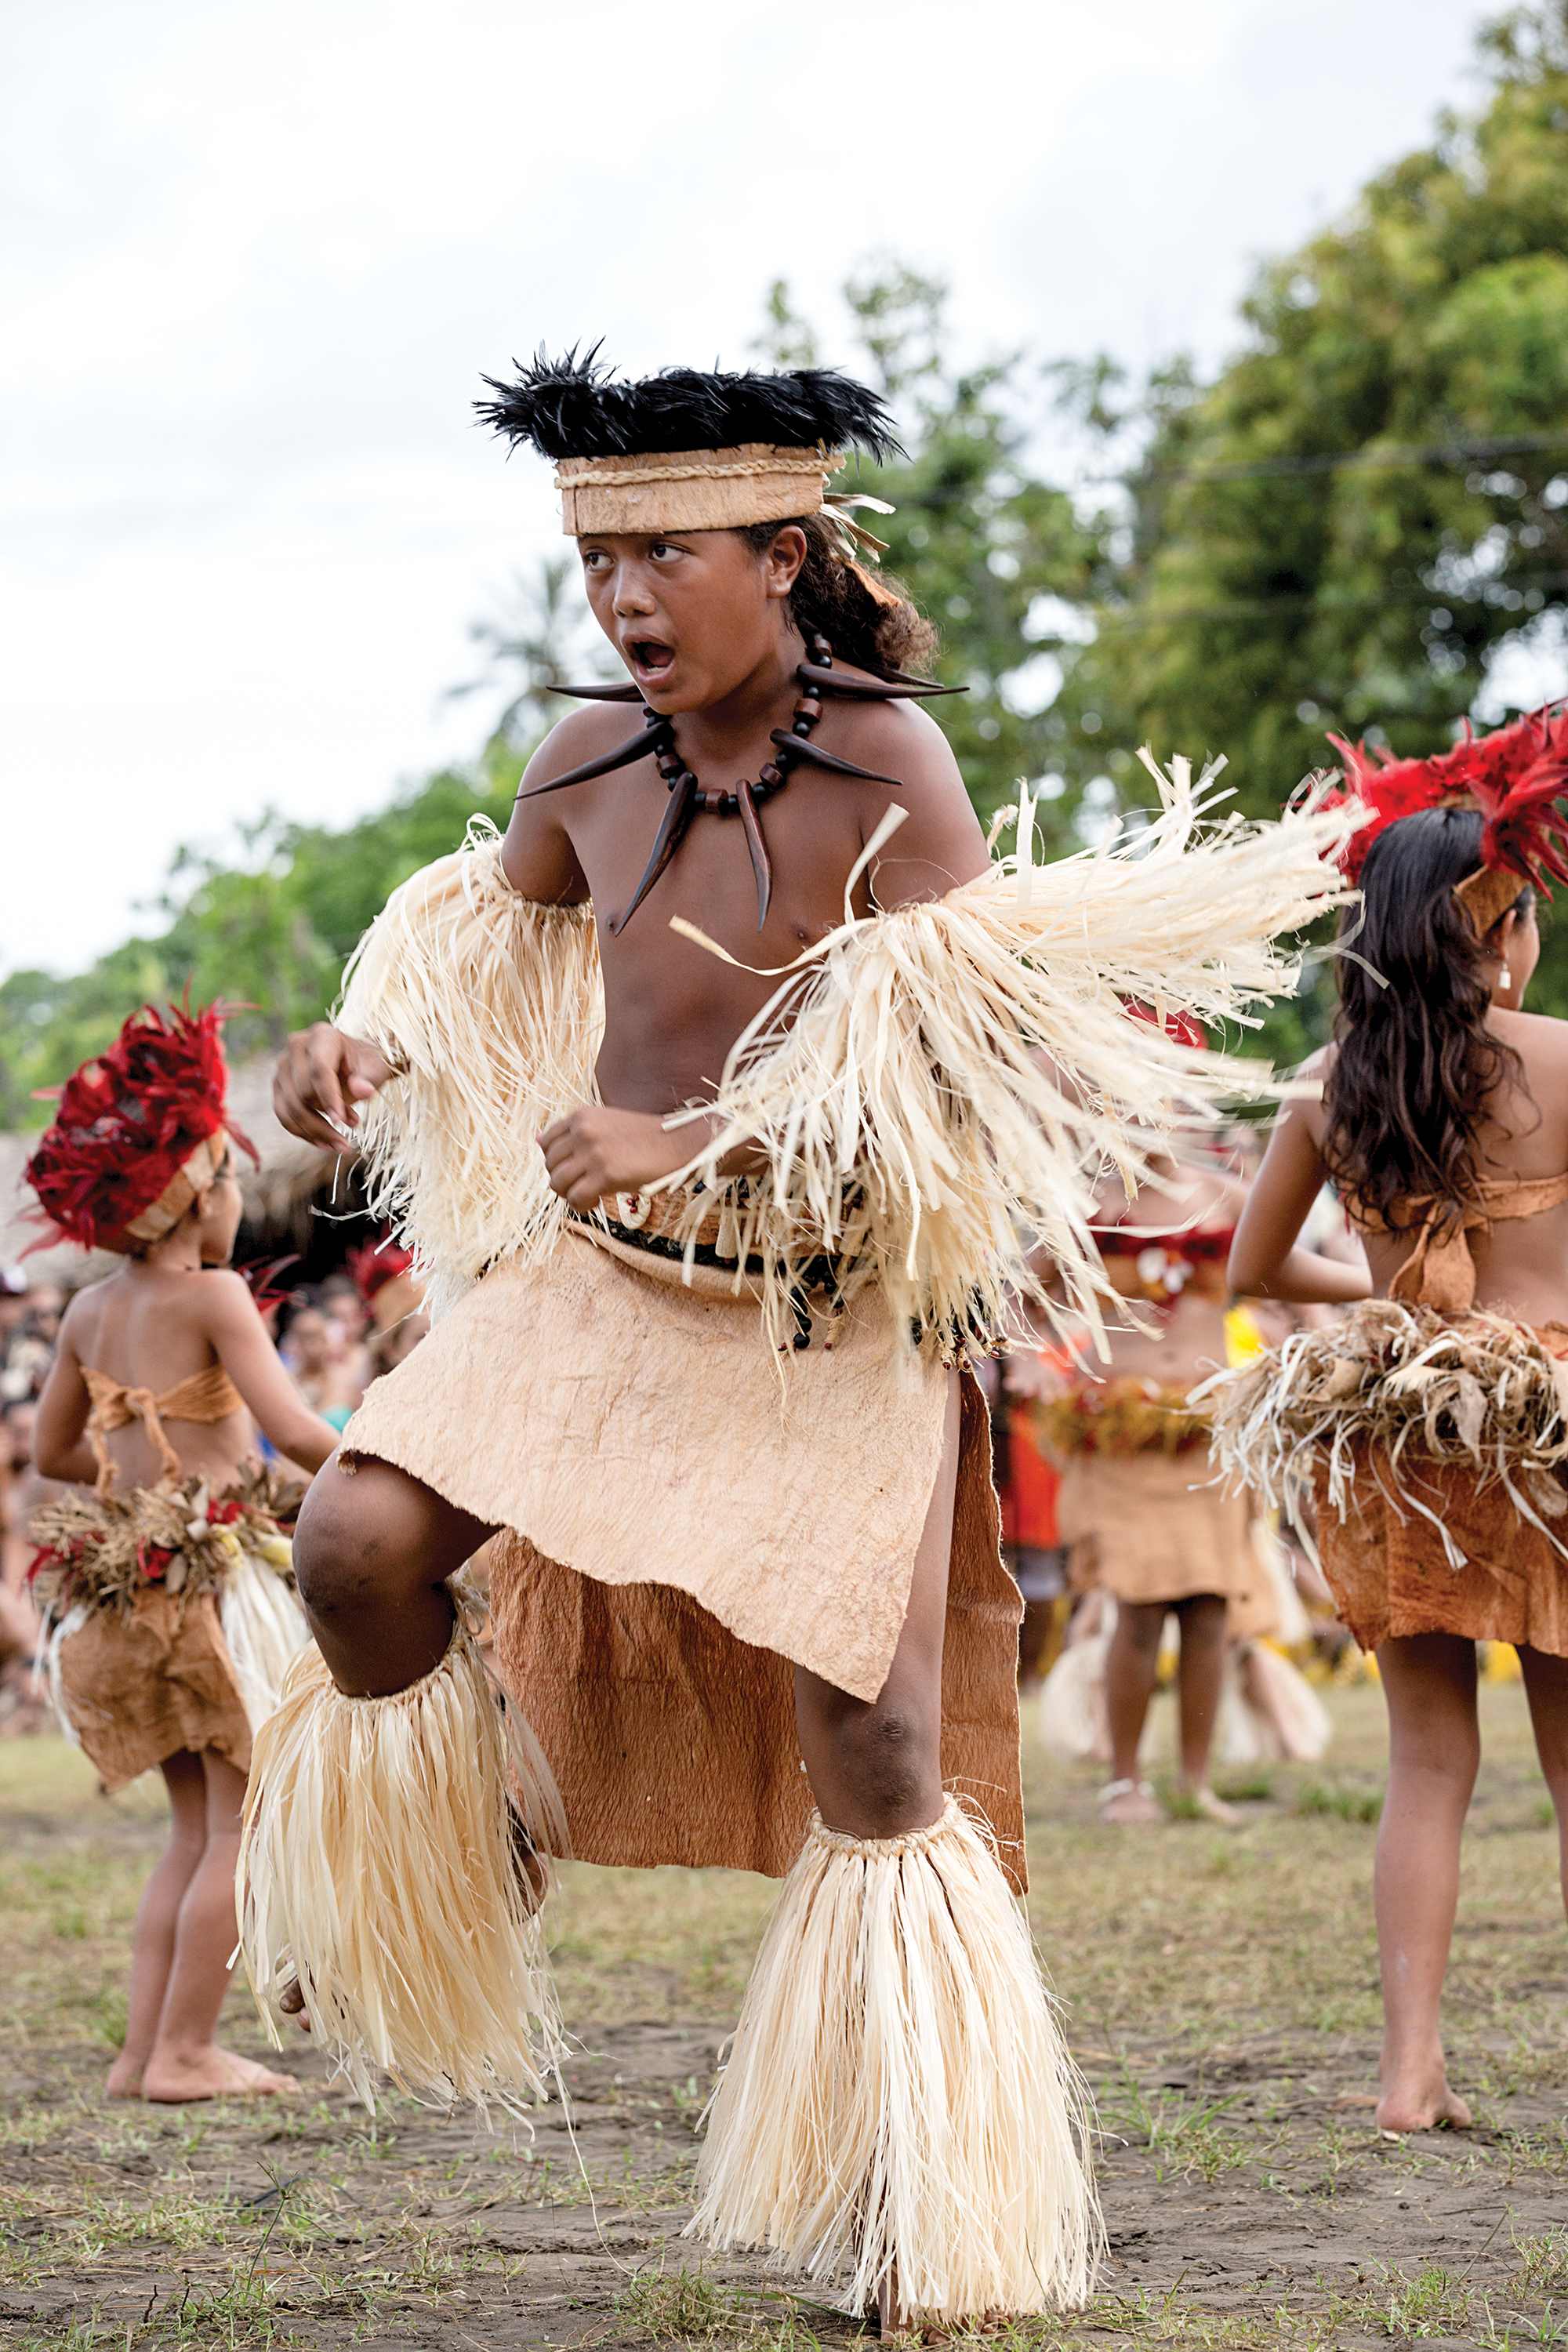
[520,628,964,933]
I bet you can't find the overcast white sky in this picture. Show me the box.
[1,0,1497,978]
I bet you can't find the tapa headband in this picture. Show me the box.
[555,445,847,535]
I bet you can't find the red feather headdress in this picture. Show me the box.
[347,1232,423,1334]
[1323,702,1568,931]
[25,1002,256,1256]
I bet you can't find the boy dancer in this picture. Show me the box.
[246,352,1354,2327]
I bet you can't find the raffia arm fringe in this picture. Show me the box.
[684,1795,1100,2323]
[236,1610,563,2115]
[1195,1299,1568,1570]
[336,820,602,1323]
[662,761,1361,1356]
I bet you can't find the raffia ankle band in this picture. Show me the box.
[237,1607,564,2116]
[807,1793,961,1860]
[687,1793,1100,2325]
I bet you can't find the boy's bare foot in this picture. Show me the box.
[104,2057,144,2098]
[278,1975,313,2031]
[877,2264,916,2343]
[141,2048,298,2102]
[1375,2071,1473,2133]
[1098,1777,1162,1824]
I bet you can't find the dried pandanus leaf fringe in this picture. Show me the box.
[332,771,1358,1352]
[1196,1300,1568,1570]
[337,818,603,1325]
[29,1475,299,1618]
[661,759,1359,1356]
[687,1797,1099,2322]
[237,1607,564,2115]
[1035,1377,1210,1460]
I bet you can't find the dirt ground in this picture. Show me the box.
[4,1678,1568,2349]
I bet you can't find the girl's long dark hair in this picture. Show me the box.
[740,514,937,677]
[1323,806,1533,1229]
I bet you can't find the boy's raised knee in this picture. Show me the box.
[833,1704,934,1828]
[292,1468,382,1620]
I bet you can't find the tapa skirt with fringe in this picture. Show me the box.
[1054,1443,1275,1639]
[40,1508,310,1791]
[1200,1302,1568,1657]
[1315,1443,1568,1655]
[338,1212,1028,1888]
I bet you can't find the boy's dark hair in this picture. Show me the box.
[740,515,936,679]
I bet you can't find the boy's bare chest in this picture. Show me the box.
[568,760,887,1107]
[570,756,880,958]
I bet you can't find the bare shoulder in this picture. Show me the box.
[1502,1007,1568,1065]
[197,1269,262,1330]
[828,674,966,788]
[1295,1043,1334,1083]
[828,673,985,901]
[56,1276,115,1353]
[518,699,646,789]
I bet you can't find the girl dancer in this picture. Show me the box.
[1207,710,1568,2129]
[1041,1139,1272,1823]
[27,1004,338,2101]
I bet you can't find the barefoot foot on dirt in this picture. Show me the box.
[1098,1777,1163,1824]
[140,2048,298,2103]
[1375,2075,1473,2133]
[104,2057,143,2099]
[1187,1784,1242,1827]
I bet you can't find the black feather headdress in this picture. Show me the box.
[475,346,903,464]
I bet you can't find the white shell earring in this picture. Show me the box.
[1500,964,1512,991]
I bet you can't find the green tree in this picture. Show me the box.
[755,263,1108,840]
[1051,1,1568,1043]
[1071,8,1568,798]
[0,746,524,1126]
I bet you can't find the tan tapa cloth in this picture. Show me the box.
[1057,1449,1275,1639]
[1321,1174,1568,1655]
[53,1364,255,1791]
[56,1587,252,1793]
[1316,1410,1568,1660]
[340,1219,1026,1887]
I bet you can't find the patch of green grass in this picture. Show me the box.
[1512,2221,1568,2295]
[1296,1777,1384,1825]
[1374,2258,1475,2338]
[614,2261,825,2344]
[1097,2063,1248,2183]
[1216,1766,1278,1803]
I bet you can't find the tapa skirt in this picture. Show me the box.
[339,1218,1027,1886]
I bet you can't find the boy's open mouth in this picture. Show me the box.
[626,638,675,680]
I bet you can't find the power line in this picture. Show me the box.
[1136,429,1568,488]
[1086,568,1568,631]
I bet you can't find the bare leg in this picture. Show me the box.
[1102,1599,1165,1820]
[140,1751,294,2102]
[793,1372,959,2335]
[107,1751,208,2096]
[793,1370,958,1840]
[1374,1632,1479,2132]
[1518,1645,1568,1922]
[1171,1592,1236,1820]
[292,1456,499,1692]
